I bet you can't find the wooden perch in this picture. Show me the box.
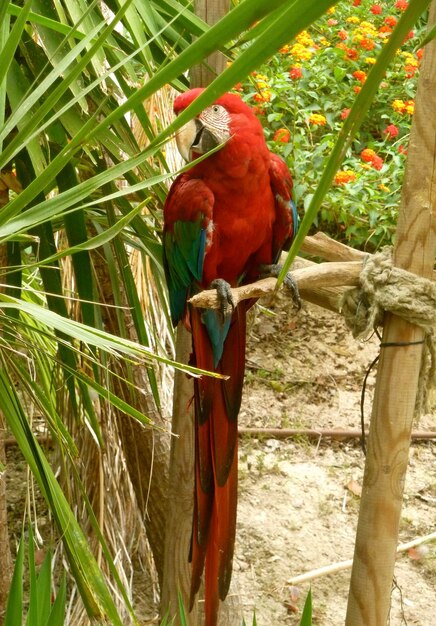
[301,232,366,262]
[188,260,363,310]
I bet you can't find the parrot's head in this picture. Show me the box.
[173,88,255,162]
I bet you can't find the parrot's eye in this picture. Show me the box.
[212,105,220,113]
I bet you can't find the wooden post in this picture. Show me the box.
[345,4,436,625]
[161,4,232,624]
[191,0,230,87]
[161,327,198,624]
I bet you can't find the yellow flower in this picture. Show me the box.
[296,30,315,47]
[392,99,405,112]
[319,37,330,47]
[290,42,313,61]
[402,52,418,67]
[346,16,360,24]
[327,6,336,14]
[254,90,272,103]
[256,80,269,90]
[379,184,391,192]
[405,101,414,115]
[364,57,377,64]
[359,21,377,35]
[308,113,327,126]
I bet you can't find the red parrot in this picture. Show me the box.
[163,88,298,625]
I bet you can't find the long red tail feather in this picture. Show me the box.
[189,304,247,625]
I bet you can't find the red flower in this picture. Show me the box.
[398,144,408,155]
[404,30,414,41]
[353,0,362,5]
[361,148,383,170]
[370,4,382,14]
[384,16,397,27]
[289,66,303,80]
[353,85,361,94]
[338,29,348,40]
[341,108,351,120]
[360,37,375,51]
[416,48,424,60]
[395,0,408,9]
[372,155,383,170]
[384,124,399,139]
[345,47,359,60]
[273,128,291,143]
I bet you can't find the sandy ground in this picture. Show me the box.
[231,294,435,625]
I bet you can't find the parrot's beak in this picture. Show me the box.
[176,119,219,162]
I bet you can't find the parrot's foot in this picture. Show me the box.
[260,264,301,310]
[210,278,235,322]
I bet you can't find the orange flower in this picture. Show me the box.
[361,148,383,170]
[353,70,367,82]
[334,170,356,185]
[273,128,291,143]
[361,148,376,163]
[360,37,375,51]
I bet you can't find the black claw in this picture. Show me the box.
[210,278,235,321]
[260,263,301,311]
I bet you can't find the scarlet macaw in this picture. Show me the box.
[163,88,298,626]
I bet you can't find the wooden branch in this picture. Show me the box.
[301,232,366,262]
[238,428,436,441]
[288,531,436,586]
[188,261,362,310]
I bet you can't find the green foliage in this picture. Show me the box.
[239,0,428,250]
[1,0,432,623]
[5,529,66,626]
[299,588,313,626]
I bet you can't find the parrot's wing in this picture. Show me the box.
[269,152,298,261]
[163,175,214,325]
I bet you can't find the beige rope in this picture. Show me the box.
[341,247,436,414]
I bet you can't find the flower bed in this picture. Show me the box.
[238,1,426,250]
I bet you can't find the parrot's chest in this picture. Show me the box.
[203,178,275,285]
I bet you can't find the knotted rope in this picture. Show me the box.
[341,247,436,415]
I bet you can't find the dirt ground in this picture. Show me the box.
[4,292,435,626]
[231,294,436,625]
